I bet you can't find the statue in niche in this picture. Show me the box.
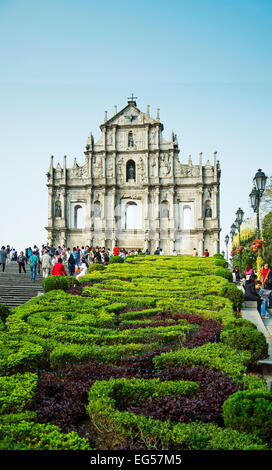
[128,131,134,148]
[161,203,169,218]
[128,163,135,179]
[94,202,101,218]
[55,201,62,218]
[205,202,212,218]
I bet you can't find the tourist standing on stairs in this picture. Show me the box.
[29,251,39,282]
[17,252,26,273]
[0,246,7,272]
[41,250,52,278]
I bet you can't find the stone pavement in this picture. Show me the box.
[0,261,43,308]
[241,299,272,390]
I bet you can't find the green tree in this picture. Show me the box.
[263,211,272,265]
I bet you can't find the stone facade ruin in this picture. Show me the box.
[46,98,221,255]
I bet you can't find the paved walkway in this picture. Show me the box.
[0,261,43,308]
[241,299,272,390]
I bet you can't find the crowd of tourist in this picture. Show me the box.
[0,244,169,282]
[232,263,272,319]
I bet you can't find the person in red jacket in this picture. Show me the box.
[113,246,119,256]
[51,258,67,276]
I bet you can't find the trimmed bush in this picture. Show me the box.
[223,390,272,444]
[88,263,106,273]
[109,256,125,264]
[220,327,268,366]
[214,259,228,268]
[0,303,10,323]
[42,275,79,293]
[0,421,92,450]
[0,373,38,415]
[214,268,233,282]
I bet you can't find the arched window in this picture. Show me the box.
[55,201,62,218]
[94,201,101,218]
[183,206,192,230]
[74,205,83,229]
[126,160,136,181]
[126,202,139,229]
[160,201,169,219]
[128,131,134,148]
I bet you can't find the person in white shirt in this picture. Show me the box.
[76,262,88,280]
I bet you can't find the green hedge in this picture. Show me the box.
[153,343,250,381]
[223,390,272,445]
[0,303,10,323]
[87,378,266,450]
[42,275,79,293]
[109,256,125,264]
[0,373,38,414]
[220,327,268,366]
[0,421,92,450]
[214,268,233,282]
[87,263,106,273]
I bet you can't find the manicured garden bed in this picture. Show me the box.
[0,254,270,450]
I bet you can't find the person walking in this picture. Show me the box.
[29,251,39,282]
[0,246,7,272]
[41,250,52,278]
[68,252,76,276]
[51,257,67,276]
[17,251,26,273]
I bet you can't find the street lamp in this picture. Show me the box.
[235,207,244,275]
[250,169,267,239]
[249,169,267,281]
[230,224,236,269]
[224,234,229,261]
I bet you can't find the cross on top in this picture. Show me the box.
[127,93,138,102]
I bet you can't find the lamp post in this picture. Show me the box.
[249,169,267,239]
[249,169,267,280]
[230,223,236,269]
[224,234,229,262]
[235,207,244,276]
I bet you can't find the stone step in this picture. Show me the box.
[0,262,43,307]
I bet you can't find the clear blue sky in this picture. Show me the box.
[0,0,271,251]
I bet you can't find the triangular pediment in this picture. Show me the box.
[100,103,161,129]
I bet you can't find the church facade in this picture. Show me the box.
[46,98,221,255]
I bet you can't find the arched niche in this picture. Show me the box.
[74,205,83,229]
[94,201,101,218]
[183,205,192,230]
[160,200,169,219]
[126,160,136,181]
[204,200,212,218]
[55,200,62,218]
[126,201,139,229]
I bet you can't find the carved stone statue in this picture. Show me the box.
[55,201,62,218]
[205,203,212,218]
[128,163,135,179]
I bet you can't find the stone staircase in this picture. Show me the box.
[0,261,43,308]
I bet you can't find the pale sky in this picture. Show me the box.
[0,0,271,251]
